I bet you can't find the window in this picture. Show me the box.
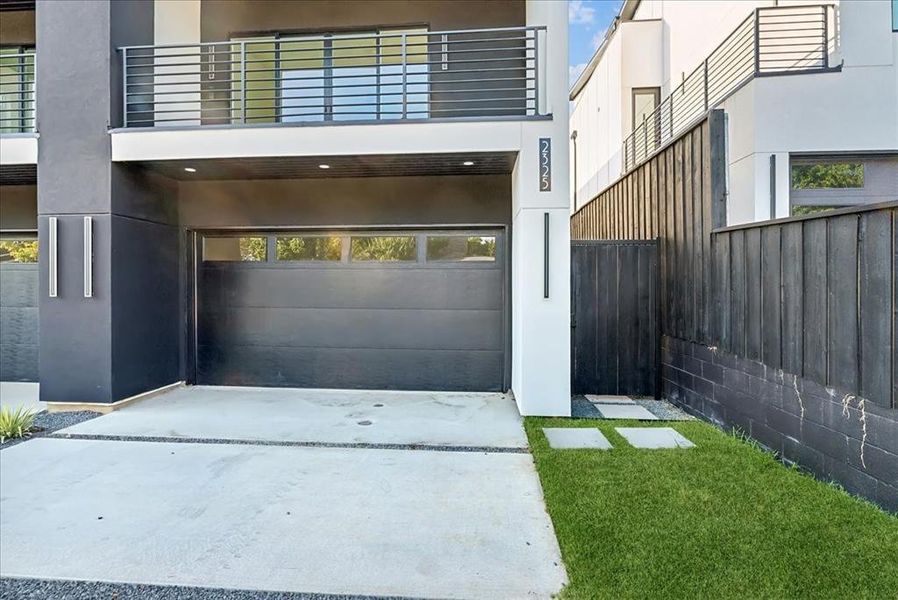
[789,155,898,216]
[426,235,496,262]
[203,236,267,261]
[631,87,660,130]
[233,28,428,124]
[350,236,416,261]
[0,46,35,133]
[893,0,898,32]
[791,162,864,189]
[276,236,342,261]
[0,238,38,263]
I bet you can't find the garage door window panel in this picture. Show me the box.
[427,235,496,262]
[0,237,38,263]
[350,236,417,262]
[203,236,268,262]
[276,236,342,261]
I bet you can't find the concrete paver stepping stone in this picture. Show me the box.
[595,404,658,420]
[543,428,612,450]
[585,394,635,405]
[616,427,695,449]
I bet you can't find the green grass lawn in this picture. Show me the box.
[524,418,898,600]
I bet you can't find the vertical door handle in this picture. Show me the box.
[544,212,550,299]
[83,216,93,298]
[48,217,58,298]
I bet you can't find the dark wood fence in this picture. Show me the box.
[571,110,897,410]
[713,204,897,408]
[571,240,659,397]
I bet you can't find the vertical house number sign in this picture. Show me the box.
[538,137,551,191]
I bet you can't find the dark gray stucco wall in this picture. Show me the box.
[0,185,37,230]
[178,174,512,228]
[0,10,35,45]
[200,0,524,40]
[36,0,181,403]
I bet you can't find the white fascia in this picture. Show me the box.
[110,120,528,162]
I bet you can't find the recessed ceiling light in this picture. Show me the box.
[318,164,330,169]
[462,161,475,166]
[183,167,196,173]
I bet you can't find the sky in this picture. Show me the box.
[568,0,624,87]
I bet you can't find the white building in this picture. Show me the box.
[570,0,898,224]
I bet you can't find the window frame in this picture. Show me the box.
[788,154,898,214]
[231,26,430,124]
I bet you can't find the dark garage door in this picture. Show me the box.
[0,237,39,382]
[196,229,506,391]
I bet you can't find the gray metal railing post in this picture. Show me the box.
[643,114,648,159]
[122,48,128,127]
[753,8,761,75]
[401,33,407,119]
[240,41,247,124]
[533,28,540,116]
[703,59,709,112]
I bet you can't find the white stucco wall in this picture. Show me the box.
[572,0,894,226]
[720,0,898,223]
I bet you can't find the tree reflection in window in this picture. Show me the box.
[427,236,496,262]
[0,240,38,263]
[203,236,267,261]
[350,236,416,261]
[791,163,864,189]
[276,236,342,261]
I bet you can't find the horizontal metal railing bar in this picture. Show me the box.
[128,94,535,114]
[123,76,530,97]
[125,65,534,86]
[121,25,544,51]
[127,88,535,107]
[123,46,534,69]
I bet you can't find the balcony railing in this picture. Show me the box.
[0,51,35,134]
[120,26,546,128]
[622,4,835,173]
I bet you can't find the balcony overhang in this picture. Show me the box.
[0,133,38,166]
[110,119,530,163]
[131,151,517,181]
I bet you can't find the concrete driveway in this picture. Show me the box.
[0,387,566,599]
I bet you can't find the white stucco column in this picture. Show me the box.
[510,1,570,416]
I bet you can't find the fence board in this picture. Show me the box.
[761,225,782,369]
[781,222,804,376]
[803,219,828,384]
[731,230,746,356]
[745,228,762,361]
[859,210,892,406]
[828,215,859,392]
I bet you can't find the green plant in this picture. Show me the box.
[0,405,36,443]
[0,240,39,263]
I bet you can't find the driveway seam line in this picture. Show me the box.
[43,432,530,453]
[0,576,444,600]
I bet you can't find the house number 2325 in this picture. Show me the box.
[538,138,551,192]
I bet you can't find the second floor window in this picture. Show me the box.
[232,28,428,123]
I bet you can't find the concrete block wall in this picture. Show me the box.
[662,335,898,512]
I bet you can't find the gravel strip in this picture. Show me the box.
[633,399,695,421]
[46,432,529,454]
[570,396,694,421]
[0,410,102,450]
[0,577,434,600]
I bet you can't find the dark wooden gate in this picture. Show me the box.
[571,240,660,397]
